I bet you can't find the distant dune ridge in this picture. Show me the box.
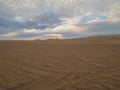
[0,34,120,90]
[33,34,120,44]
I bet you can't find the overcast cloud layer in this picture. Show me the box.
[0,0,120,40]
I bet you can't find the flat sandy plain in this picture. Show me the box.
[0,35,120,90]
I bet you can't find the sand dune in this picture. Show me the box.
[0,35,120,90]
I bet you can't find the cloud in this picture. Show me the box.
[22,29,39,33]
[14,16,26,23]
[0,0,120,40]
[0,32,18,36]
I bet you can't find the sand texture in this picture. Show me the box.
[0,35,120,90]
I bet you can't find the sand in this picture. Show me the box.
[0,35,120,90]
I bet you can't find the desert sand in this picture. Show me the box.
[0,35,120,90]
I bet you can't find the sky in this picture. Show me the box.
[0,0,120,40]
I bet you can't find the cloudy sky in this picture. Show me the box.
[0,0,120,40]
